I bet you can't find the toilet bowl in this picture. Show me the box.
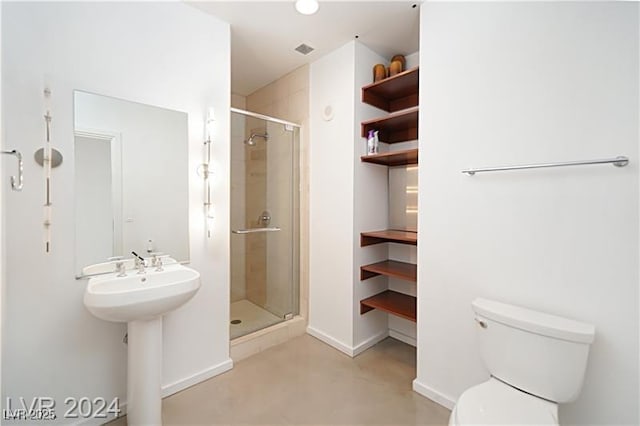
[450,298,595,425]
[449,378,558,426]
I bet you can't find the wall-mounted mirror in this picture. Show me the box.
[74,91,190,277]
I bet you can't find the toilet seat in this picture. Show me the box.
[450,378,559,425]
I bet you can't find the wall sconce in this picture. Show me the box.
[33,86,63,253]
[201,108,215,237]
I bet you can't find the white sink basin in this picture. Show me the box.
[84,263,201,322]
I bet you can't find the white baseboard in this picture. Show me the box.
[412,378,456,410]
[306,326,388,357]
[161,358,234,397]
[306,326,355,357]
[77,360,233,425]
[352,330,389,357]
[389,329,416,347]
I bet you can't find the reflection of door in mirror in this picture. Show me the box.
[74,91,190,277]
[75,132,123,271]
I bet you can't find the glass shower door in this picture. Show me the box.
[230,110,299,339]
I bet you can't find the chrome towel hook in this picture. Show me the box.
[1,149,24,191]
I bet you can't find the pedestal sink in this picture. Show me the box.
[84,263,201,425]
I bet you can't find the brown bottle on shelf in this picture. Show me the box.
[389,60,403,77]
[390,54,406,71]
[373,64,387,82]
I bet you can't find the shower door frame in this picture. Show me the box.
[231,107,302,130]
[230,107,301,337]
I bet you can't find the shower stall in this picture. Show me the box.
[230,108,300,340]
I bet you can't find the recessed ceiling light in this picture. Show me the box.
[295,0,319,15]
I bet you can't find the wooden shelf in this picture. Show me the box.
[361,230,417,247]
[359,65,420,330]
[361,148,418,167]
[360,290,416,322]
[361,260,417,282]
[362,67,419,113]
[361,106,418,144]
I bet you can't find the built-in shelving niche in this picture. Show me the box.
[358,66,419,323]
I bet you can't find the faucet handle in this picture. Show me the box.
[131,251,147,274]
[149,252,165,267]
[154,255,171,272]
[108,256,127,277]
[131,251,146,265]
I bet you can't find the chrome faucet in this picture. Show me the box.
[135,258,146,274]
[155,256,165,272]
[149,252,163,267]
[108,256,127,277]
[149,252,167,272]
[131,251,146,274]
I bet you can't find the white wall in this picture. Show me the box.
[415,3,639,425]
[2,2,231,424]
[352,42,391,350]
[308,42,356,354]
[0,2,3,415]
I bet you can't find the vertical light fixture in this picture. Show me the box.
[34,86,63,252]
[203,108,215,237]
[41,88,53,253]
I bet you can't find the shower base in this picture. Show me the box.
[230,299,282,340]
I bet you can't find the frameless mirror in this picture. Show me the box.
[74,91,190,277]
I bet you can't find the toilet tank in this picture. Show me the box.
[472,298,595,403]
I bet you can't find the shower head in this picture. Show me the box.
[245,132,269,146]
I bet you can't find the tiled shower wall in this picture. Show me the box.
[230,95,247,302]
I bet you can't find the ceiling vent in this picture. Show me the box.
[294,44,315,55]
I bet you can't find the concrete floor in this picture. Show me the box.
[108,334,450,425]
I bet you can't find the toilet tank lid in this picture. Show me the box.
[472,298,595,344]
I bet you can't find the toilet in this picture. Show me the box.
[450,298,595,425]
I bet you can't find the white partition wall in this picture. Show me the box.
[2,3,231,423]
[415,3,639,425]
[308,42,357,353]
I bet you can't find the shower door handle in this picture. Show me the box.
[232,227,281,234]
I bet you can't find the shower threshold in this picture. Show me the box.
[230,313,306,362]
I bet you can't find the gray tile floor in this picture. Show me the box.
[109,334,450,425]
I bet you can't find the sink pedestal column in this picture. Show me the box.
[127,317,163,425]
